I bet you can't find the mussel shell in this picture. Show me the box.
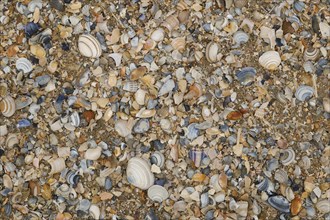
[25,22,40,38]
[295,85,314,102]
[236,67,256,86]
[70,111,80,127]
[267,195,290,213]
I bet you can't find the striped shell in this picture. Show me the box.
[295,85,314,101]
[48,158,66,174]
[147,185,169,202]
[162,15,179,32]
[233,30,249,46]
[303,48,319,61]
[316,199,330,213]
[16,58,33,73]
[259,51,281,70]
[150,151,165,168]
[274,169,289,184]
[268,196,290,213]
[280,148,296,166]
[0,96,16,117]
[123,81,139,92]
[206,42,219,63]
[171,37,186,52]
[78,34,102,58]
[236,67,256,86]
[126,157,155,190]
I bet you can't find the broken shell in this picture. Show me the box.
[189,149,207,167]
[233,31,249,46]
[206,42,219,63]
[134,89,147,105]
[184,83,203,99]
[162,15,179,32]
[258,51,281,70]
[295,85,314,102]
[304,48,319,61]
[147,185,169,202]
[274,169,289,184]
[158,79,175,97]
[236,67,256,86]
[70,111,80,127]
[280,148,296,166]
[115,120,132,137]
[49,158,66,174]
[123,81,139,92]
[126,157,155,190]
[171,37,186,52]
[136,109,156,118]
[6,133,19,147]
[78,34,102,58]
[109,53,122,66]
[16,58,33,73]
[256,177,275,194]
[0,96,16,117]
[315,199,330,213]
[131,67,147,81]
[303,61,316,73]
[291,196,302,215]
[150,151,165,168]
[300,156,311,169]
[30,44,46,58]
[236,201,248,217]
[0,83,8,97]
[89,204,100,220]
[323,98,330,113]
[267,195,290,213]
[150,28,165,42]
[84,147,102,160]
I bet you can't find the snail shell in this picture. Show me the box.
[267,195,290,213]
[150,151,165,168]
[280,148,296,166]
[147,185,169,202]
[206,42,219,63]
[304,47,319,61]
[150,28,165,42]
[126,157,155,190]
[84,146,102,160]
[48,158,66,174]
[78,34,102,58]
[295,85,314,102]
[16,58,33,74]
[258,51,281,70]
[162,15,179,32]
[0,96,16,117]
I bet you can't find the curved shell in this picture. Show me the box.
[123,81,139,92]
[300,156,311,169]
[158,79,175,97]
[134,89,146,105]
[84,146,102,160]
[150,28,165,42]
[162,15,179,32]
[147,185,169,202]
[16,58,33,74]
[78,34,102,58]
[189,149,206,167]
[274,169,289,184]
[295,85,314,102]
[236,67,256,86]
[259,51,281,70]
[6,134,19,148]
[171,37,186,52]
[89,204,100,220]
[316,199,330,213]
[115,120,132,137]
[70,111,80,127]
[206,42,219,63]
[267,195,290,213]
[0,96,16,117]
[303,61,316,73]
[233,31,249,45]
[280,148,296,166]
[256,177,275,194]
[48,158,66,174]
[304,48,319,61]
[323,98,330,113]
[15,96,32,110]
[126,157,155,190]
[150,151,165,168]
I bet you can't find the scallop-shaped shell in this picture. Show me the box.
[267,196,290,213]
[49,158,66,174]
[274,169,289,184]
[84,146,102,160]
[256,177,275,194]
[236,67,256,86]
[70,111,80,127]
[162,15,179,32]
[89,204,100,220]
[280,148,296,166]
[316,199,330,213]
[0,96,16,117]
[147,185,169,202]
[16,58,33,74]
[295,85,314,102]
[171,37,186,52]
[78,34,102,58]
[233,31,249,45]
[303,61,316,73]
[6,134,19,148]
[150,28,165,42]
[123,81,139,92]
[258,51,281,70]
[126,157,155,190]
[304,48,319,61]
[300,156,311,169]
[150,151,165,168]
[206,42,219,63]
[189,149,207,167]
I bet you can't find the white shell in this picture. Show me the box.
[147,185,169,202]
[49,158,66,174]
[303,61,315,73]
[6,133,19,148]
[126,157,155,190]
[316,199,330,213]
[258,51,281,70]
[206,42,219,63]
[134,89,146,105]
[162,15,179,32]
[280,148,295,166]
[151,151,165,168]
[0,125,8,136]
[70,111,80,127]
[158,79,175,97]
[16,58,33,74]
[109,53,122,67]
[295,85,314,102]
[123,81,139,92]
[115,120,132,137]
[78,34,102,58]
[89,204,100,220]
[233,31,249,46]
[300,156,311,169]
[323,98,330,113]
[84,147,102,160]
[28,0,42,12]
[0,96,16,117]
[151,28,165,42]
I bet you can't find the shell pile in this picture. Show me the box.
[0,0,329,219]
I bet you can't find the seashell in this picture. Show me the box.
[236,67,256,86]
[123,81,139,92]
[177,1,189,10]
[294,1,305,12]
[206,42,219,63]
[135,89,147,105]
[16,58,33,74]
[323,98,330,113]
[285,187,294,201]
[0,96,16,117]
[201,192,209,208]
[303,61,315,73]
[300,156,311,169]
[295,85,314,102]
[78,34,102,58]
[184,83,203,99]
[319,22,330,38]
[77,199,91,212]
[126,157,155,190]
[150,151,165,168]
[131,67,147,81]
[224,21,239,34]
[171,37,186,52]
[258,51,281,70]
[28,0,42,12]
[236,201,248,217]
[189,149,206,167]
[89,204,100,220]
[48,158,66,174]
[150,28,165,42]
[0,83,8,97]
[0,125,8,136]
[234,0,247,8]
[267,195,290,213]
[186,123,199,140]
[304,48,319,61]
[133,118,150,133]
[147,185,169,202]
[30,44,46,58]
[136,109,155,118]
[70,111,80,127]
[274,169,289,184]
[291,195,302,215]
[6,134,19,147]
[115,120,132,137]
[3,174,13,189]
[17,119,31,128]
[158,79,175,97]
[81,5,90,16]
[162,15,179,32]
[316,199,330,213]
[4,203,11,217]
[280,148,295,166]
[178,10,190,24]
[25,22,40,38]
[84,147,102,160]
[233,31,249,47]
[256,177,275,194]
[109,53,122,66]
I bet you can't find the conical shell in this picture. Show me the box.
[126,157,155,190]
[0,96,16,117]
[16,58,33,73]
[258,51,281,70]
[147,185,169,202]
[206,42,219,63]
[48,158,66,174]
[78,34,102,58]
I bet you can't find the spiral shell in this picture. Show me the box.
[304,48,319,61]
[162,15,179,32]
[150,151,165,168]
[267,196,290,213]
[0,96,16,117]
[48,158,66,174]
[259,51,281,70]
[280,148,296,166]
[171,37,186,52]
[206,42,219,63]
[150,28,165,42]
[16,58,33,74]
[78,34,102,58]
[295,85,314,102]
[147,185,169,202]
[126,157,155,190]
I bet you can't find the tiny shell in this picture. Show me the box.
[162,15,179,32]
[323,98,330,113]
[78,34,102,58]
[150,151,165,168]
[123,81,139,92]
[147,185,169,202]
[274,169,289,184]
[206,42,219,63]
[89,204,100,220]
[268,195,290,213]
[280,148,296,166]
[303,61,315,73]
[84,147,102,160]
[233,31,249,46]
[236,67,256,85]
[49,158,66,174]
[0,96,16,117]
[115,120,132,137]
[126,157,155,190]
[259,51,281,70]
[151,28,165,42]
[295,85,314,102]
[16,58,33,73]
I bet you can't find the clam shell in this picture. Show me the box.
[147,185,169,202]
[316,199,330,213]
[70,111,80,127]
[171,37,186,52]
[233,31,249,46]
[78,34,102,58]
[89,204,100,220]
[274,169,289,184]
[258,51,281,70]
[304,48,319,61]
[267,195,290,213]
[303,61,316,73]
[134,89,146,105]
[150,28,165,42]
[84,146,102,160]
[6,133,19,147]
[206,42,219,63]
[48,158,66,174]
[123,81,139,92]
[150,151,165,168]
[16,58,33,73]
[295,85,314,102]
[162,15,179,32]
[158,79,175,97]
[280,148,296,166]
[236,67,256,86]
[0,96,16,117]
[126,157,155,190]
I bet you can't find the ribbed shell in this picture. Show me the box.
[280,148,296,166]
[16,58,33,73]
[295,85,314,101]
[147,185,169,202]
[259,51,281,70]
[126,157,155,190]
[162,15,179,32]
[78,34,102,58]
[0,96,16,117]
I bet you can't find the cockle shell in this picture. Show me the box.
[0,96,16,117]
[259,51,281,70]
[150,28,165,42]
[16,58,33,73]
[236,67,256,86]
[78,34,102,58]
[316,199,330,213]
[267,195,290,213]
[256,177,275,194]
[6,133,19,148]
[304,48,319,61]
[84,146,102,160]
[150,151,165,168]
[171,37,186,52]
[126,157,155,190]
[233,31,249,46]
[206,42,219,63]
[162,15,179,32]
[147,185,169,202]
[295,85,314,102]
[280,148,296,166]
[48,158,66,174]
[89,204,100,220]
